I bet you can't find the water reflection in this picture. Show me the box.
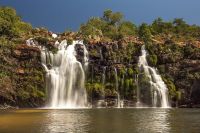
[168,109,200,133]
[133,109,170,132]
[42,110,90,133]
[1,109,200,133]
[78,109,171,133]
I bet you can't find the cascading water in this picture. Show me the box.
[138,45,170,108]
[95,67,107,108]
[135,74,141,107]
[100,48,103,61]
[41,40,88,109]
[114,67,122,108]
[102,67,106,99]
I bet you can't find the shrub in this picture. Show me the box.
[138,23,152,43]
[147,54,157,66]
[119,21,137,37]
[127,68,134,77]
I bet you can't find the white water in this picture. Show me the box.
[41,40,88,109]
[138,45,170,108]
[52,33,58,38]
[100,48,103,61]
[135,74,141,107]
[102,67,106,99]
[114,68,122,108]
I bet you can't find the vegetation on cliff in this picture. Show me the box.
[79,9,137,42]
[0,7,45,107]
[0,7,200,108]
[0,7,32,39]
[79,10,200,47]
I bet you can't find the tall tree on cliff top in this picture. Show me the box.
[138,23,152,43]
[119,21,137,37]
[151,17,175,35]
[80,9,137,40]
[103,9,123,25]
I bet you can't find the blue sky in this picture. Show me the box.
[0,0,200,32]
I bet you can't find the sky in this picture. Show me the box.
[0,0,200,33]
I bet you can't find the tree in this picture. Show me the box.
[0,7,19,37]
[173,18,187,26]
[0,7,32,38]
[103,24,119,40]
[173,18,188,34]
[151,17,173,35]
[151,17,164,34]
[80,9,138,40]
[103,9,123,25]
[85,17,106,30]
[147,54,158,66]
[119,21,136,37]
[110,12,123,25]
[79,17,105,36]
[103,9,112,22]
[138,23,152,43]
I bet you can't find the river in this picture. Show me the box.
[0,108,200,133]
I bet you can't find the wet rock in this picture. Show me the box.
[13,50,21,57]
[16,68,25,74]
[0,104,18,110]
[190,80,200,104]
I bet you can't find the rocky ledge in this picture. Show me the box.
[0,31,200,108]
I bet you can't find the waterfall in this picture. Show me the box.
[83,43,89,70]
[102,67,106,99]
[121,72,125,108]
[135,74,141,107]
[41,40,88,109]
[114,67,121,108]
[138,45,170,108]
[100,48,103,61]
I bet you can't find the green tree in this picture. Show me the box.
[103,9,112,22]
[103,25,119,40]
[138,23,152,43]
[147,54,158,66]
[103,9,123,25]
[151,17,173,34]
[151,17,163,34]
[0,7,32,38]
[80,23,102,37]
[173,18,188,34]
[127,68,134,77]
[79,17,106,37]
[79,9,137,40]
[119,21,136,37]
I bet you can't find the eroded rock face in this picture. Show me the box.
[84,42,200,107]
[84,42,142,105]
[146,43,200,107]
[0,43,45,108]
[0,35,199,108]
[191,80,200,104]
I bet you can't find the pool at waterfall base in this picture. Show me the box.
[0,108,200,133]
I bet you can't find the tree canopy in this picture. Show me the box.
[1,7,200,45]
[79,9,200,43]
[138,23,152,43]
[79,9,137,41]
[0,7,32,38]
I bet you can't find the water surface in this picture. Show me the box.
[0,108,200,133]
